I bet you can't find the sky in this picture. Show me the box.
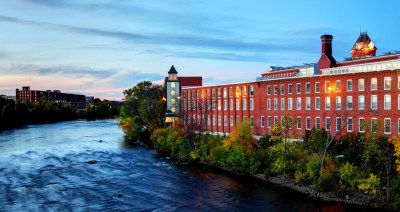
[1,0,400,100]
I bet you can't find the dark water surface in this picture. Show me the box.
[0,120,382,211]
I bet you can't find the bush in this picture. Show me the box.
[306,154,321,181]
[389,176,400,210]
[294,171,310,185]
[339,162,361,190]
[315,155,339,191]
[358,173,380,195]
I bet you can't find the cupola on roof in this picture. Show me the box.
[350,32,377,59]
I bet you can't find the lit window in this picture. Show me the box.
[171,99,176,105]
[223,88,227,98]
[335,80,341,92]
[171,90,175,96]
[384,77,391,90]
[358,79,365,91]
[171,82,175,88]
[242,86,247,97]
[236,87,240,97]
[171,107,176,113]
[325,81,331,93]
[371,78,377,90]
[218,100,221,110]
[217,88,221,98]
[249,85,254,96]
[229,87,233,97]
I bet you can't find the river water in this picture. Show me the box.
[0,119,382,211]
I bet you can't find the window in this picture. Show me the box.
[223,100,227,110]
[171,82,175,88]
[218,100,221,110]
[384,118,391,134]
[384,95,391,109]
[316,117,321,129]
[325,81,331,93]
[212,100,216,110]
[335,80,341,92]
[236,87,240,97]
[171,90,176,96]
[217,88,221,98]
[183,91,187,99]
[358,96,365,110]
[224,116,227,126]
[171,98,176,105]
[371,95,377,110]
[306,97,311,110]
[250,116,254,127]
[288,84,293,94]
[398,76,400,89]
[218,115,221,126]
[371,118,378,133]
[326,117,331,131]
[280,98,285,110]
[171,107,176,113]
[212,89,215,98]
[249,85,254,96]
[398,118,400,134]
[261,116,265,128]
[359,118,365,132]
[347,118,353,132]
[242,99,247,110]
[223,88,227,98]
[192,91,195,99]
[306,83,311,93]
[242,86,247,97]
[250,99,254,110]
[296,83,301,94]
[274,98,278,110]
[312,97,320,110]
[274,116,278,125]
[297,117,302,129]
[384,77,391,90]
[306,117,311,130]
[325,97,331,110]
[336,96,341,110]
[267,116,271,128]
[236,116,240,125]
[347,96,353,110]
[280,84,284,94]
[212,115,216,126]
[371,78,377,90]
[229,99,233,110]
[207,115,210,125]
[236,99,240,110]
[267,99,271,110]
[358,79,365,91]
[336,117,342,132]
[229,87,233,97]
[296,97,301,110]
[288,98,293,110]
[347,80,352,92]
[315,82,320,93]
[230,116,233,126]
[267,86,271,95]
[274,85,278,95]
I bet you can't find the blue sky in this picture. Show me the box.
[0,0,399,100]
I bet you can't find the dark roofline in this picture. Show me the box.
[168,65,178,74]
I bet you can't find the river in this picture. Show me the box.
[0,119,382,211]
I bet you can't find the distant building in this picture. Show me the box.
[85,96,95,103]
[170,32,400,137]
[16,86,86,109]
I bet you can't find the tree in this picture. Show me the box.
[119,81,165,142]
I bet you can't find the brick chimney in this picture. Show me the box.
[317,34,336,74]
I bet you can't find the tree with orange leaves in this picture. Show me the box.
[389,135,400,173]
[223,119,259,153]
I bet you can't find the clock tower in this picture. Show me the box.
[165,65,180,123]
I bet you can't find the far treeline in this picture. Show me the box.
[0,96,120,130]
[120,80,400,211]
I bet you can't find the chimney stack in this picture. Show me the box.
[320,34,333,56]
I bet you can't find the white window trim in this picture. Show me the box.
[359,118,365,132]
[347,96,353,110]
[384,118,391,134]
[306,82,311,94]
[315,82,320,93]
[384,94,391,110]
[316,117,321,129]
[306,97,311,110]
[347,117,353,132]
[315,97,320,110]
[371,95,378,110]
[306,116,311,130]
[358,95,365,110]
[384,77,391,90]
[261,116,265,128]
[346,80,353,92]
[358,78,365,91]
[325,97,331,110]
[297,116,302,129]
[288,98,293,110]
[326,117,331,131]
[371,78,377,91]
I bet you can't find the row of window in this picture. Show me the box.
[183,85,255,99]
[266,94,400,111]
[183,99,255,111]
[190,115,399,135]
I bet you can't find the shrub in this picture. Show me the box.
[315,155,339,191]
[389,176,400,210]
[358,173,380,195]
[339,162,361,190]
[294,170,310,185]
[306,154,321,181]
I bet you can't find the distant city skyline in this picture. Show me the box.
[0,0,400,100]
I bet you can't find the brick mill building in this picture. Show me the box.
[166,33,400,137]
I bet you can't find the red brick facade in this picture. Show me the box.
[175,33,400,137]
